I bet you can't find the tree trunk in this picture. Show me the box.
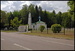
[64,27,65,35]
[47,28,48,34]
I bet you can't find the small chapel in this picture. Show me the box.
[18,12,47,32]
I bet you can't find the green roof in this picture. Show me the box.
[36,21,45,24]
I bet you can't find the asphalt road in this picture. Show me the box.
[1,32,74,50]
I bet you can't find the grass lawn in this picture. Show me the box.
[1,30,18,32]
[22,28,74,40]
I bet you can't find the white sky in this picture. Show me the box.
[1,1,70,13]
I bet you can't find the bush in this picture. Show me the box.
[28,28,32,31]
[51,24,62,33]
[39,25,45,33]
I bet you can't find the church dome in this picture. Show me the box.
[36,21,45,24]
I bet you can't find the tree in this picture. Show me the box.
[39,25,45,33]
[62,12,71,28]
[53,10,56,15]
[5,12,10,28]
[9,12,14,20]
[20,4,28,25]
[68,1,74,14]
[28,4,35,23]
[56,11,62,25]
[1,10,7,29]
[61,12,72,34]
[1,10,7,24]
[43,10,49,27]
[13,10,21,20]
[39,6,42,16]
[7,12,14,28]
[51,24,62,33]
[51,10,57,24]
[11,17,22,30]
[67,0,74,28]
[47,11,53,27]
[34,5,39,22]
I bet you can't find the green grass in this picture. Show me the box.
[22,32,74,40]
[1,30,17,32]
[21,28,74,40]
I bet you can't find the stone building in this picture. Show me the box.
[32,16,47,30]
[18,12,47,32]
[18,25,28,32]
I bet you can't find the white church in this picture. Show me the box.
[18,12,47,32]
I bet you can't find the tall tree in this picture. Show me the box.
[56,11,62,25]
[67,0,74,28]
[50,10,57,25]
[9,12,14,20]
[1,10,7,29]
[20,4,28,24]
[62,12,71,28]
[39,6,42,16]
[13,10,21,20]
[34,5,39,22]
[28,4,35,23]
[1,10,7,24]
[39,6,44,21]
[43,10,49,27]
[47,11,52,27]
[7,12,14,28]
[11,17,22,30]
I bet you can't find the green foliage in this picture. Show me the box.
[67,0,74,28]
[43,10,49,27]
[11,17,22,30]
[28,28,32,31]
[56,11,62,25]
[51,24,62,33]
[1,3,74,30]
[67,1,74,22]
[39,25,45,33]
[20,4,28,24]
[61,12,72,28]
[68,1,74,13]
[1,10,7,24]
[1,10,8,29]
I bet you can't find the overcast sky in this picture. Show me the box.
[1,1,70,13]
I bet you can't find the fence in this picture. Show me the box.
[31,28,74,35]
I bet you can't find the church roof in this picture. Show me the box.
[36,21,45,24]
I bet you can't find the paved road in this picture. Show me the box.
[1,32,74,50]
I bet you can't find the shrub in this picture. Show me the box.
[39,25,45,33]
[28,28,32,31]
[51,24,62,33]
